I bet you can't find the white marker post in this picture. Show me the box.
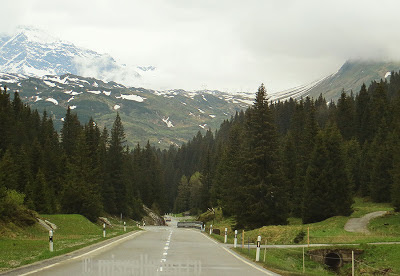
[124,221,126,232]
[49,230,54,252]
[224,228,227,243]
[256,235,261,261]
[103,223,106,238]
[234,230,238,248]
[210,224,213,235]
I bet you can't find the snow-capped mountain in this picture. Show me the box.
[0,72,253,148]
[0,26,146,86]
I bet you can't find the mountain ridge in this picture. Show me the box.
[0,72,253,149]
[271,59,400,101]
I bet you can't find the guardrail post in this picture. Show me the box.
[49,230,53,252]
[256,235,261,261]
[103,223,106,237]
[224,228,227,243]
[234,230,237,248]
[210,224,213,235]
[124,221,126,232]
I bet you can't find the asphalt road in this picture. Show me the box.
[7,218,279,276]
[344,211,388,233]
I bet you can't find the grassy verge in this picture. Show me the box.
[233,244,400,275]
[201,197,400,275]
[202,198,399,245]
[234,247,334,276]
[0,214,140,272]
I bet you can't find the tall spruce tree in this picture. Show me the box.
[239,84,288,228]
[107,113,128,215]
[303,124,352,223]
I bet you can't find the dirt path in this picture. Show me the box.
[344,211,387,233]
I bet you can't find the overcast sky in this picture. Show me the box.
[3,0,400,93]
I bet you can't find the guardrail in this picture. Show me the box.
[177,221,204,230]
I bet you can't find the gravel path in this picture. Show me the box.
[344,211,388,233]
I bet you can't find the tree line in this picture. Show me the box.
[0,87,167,222]
[2,71,400,229]
[165,72,400,229]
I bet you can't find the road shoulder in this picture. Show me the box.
[1,230,145,276]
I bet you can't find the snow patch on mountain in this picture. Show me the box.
[385,71,391,78]
[64,90,82,96]
[46,98,58,105]
[87,90,101,95]
[43,80,56,87]
[114,104,121,110]
[162,117,174,128]
[117,94,145,102]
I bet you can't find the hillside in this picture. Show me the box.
[0,73,252,149]
[271,59,400,101]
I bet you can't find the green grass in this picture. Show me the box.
[234,247,334,275]
[201,197,400,275]
[350,197,393,218]
[0,214,140,272]
[357,244,400,274]
[202,197,399,245]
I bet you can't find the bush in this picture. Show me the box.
[293,230,306,244]
[0,188,36,225]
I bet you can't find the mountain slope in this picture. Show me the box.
[0,73,253,149]
[271,60,400,101]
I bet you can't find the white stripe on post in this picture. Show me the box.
[210,224,213,235]
[256,235,261,261]
[234,230,238,248]
[49,230,53,252]
[224,228,227,243]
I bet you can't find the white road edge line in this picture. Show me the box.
[19,230,145,276]
[221,247,276,276]
[201,233,277,276]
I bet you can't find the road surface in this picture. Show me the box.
[5,218,278,276]
[344,211,387,233]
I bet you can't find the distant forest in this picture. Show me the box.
[1,72,400,229]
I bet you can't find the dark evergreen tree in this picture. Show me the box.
[303,124,352,223]
[239,84,288,228]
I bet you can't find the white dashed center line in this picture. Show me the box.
[158,230,173,272]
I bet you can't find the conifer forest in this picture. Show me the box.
[2,72,400,229]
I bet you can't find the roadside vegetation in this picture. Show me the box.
[202,198,400,275]
[0,214,140,272]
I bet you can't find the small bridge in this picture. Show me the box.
[309,248,363,269]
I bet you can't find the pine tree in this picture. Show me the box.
[336,90,355,140]
[60,107,82,158]
[369,123,393,203]
[303,124,352,223]
[239,84,288,228]
[174,175,190,212]
[107,113,128,214]
[32,169,52,213]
